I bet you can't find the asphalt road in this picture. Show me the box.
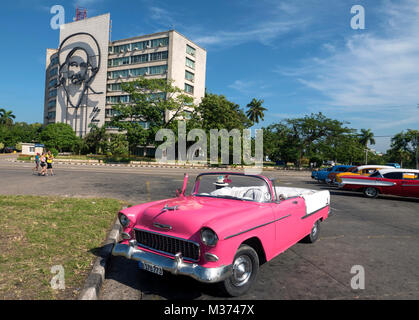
[1,158,419,300]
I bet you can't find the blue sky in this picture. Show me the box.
[1,0,419,152]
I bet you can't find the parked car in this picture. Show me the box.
[314,165,354,182]
[334,165,394,184]
[326,166,357,184]
[338,168,419,198]
[385,163,401,168]
[112,172,331,296]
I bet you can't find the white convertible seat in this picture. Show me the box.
[210,186,330,214]
[210,186,271,202]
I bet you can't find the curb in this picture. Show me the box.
[78,218,121,300]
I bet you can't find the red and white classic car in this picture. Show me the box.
[112,172,330,296]
[338,168,419,199]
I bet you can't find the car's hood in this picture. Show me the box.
[135,195,263,240]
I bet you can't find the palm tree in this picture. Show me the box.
[359,128,375,147]
[0,109,15,126]
[246,98,267,124]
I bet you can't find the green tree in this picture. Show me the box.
[246,98,267,124]
[108,134,129,158]
[359,128,375,147]
[0,109,16,126]
[84,124,109,154]
[386,129,419,168]
[189,93,251,131]
[110,77,195,154]
[39,123,78,152]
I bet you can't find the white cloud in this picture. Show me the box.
[282,0,419,136]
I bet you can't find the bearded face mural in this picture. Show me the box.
[57,32,103,109]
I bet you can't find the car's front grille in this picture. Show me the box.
[134,229,200,262]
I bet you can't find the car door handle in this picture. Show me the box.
[292,201,298,204]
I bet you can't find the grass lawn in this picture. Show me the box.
[0,195,126,300]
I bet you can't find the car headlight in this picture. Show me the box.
[119,213,131,228]
[200,228,218,247]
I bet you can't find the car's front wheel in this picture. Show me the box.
[220,244,259,297]
[363,187,379,198]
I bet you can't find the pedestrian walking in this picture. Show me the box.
[32,153,40,174]
[46,150,55,176]
[39,152,47,176]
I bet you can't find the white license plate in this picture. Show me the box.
[140,261,163,276]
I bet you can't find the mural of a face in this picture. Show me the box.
[57,32,102,109]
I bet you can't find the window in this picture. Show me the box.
[107,83,123,92]
[150,37,169,48]
[150,51,168,61]
[49,67,58,77]
[184,83,194,94]
[132,41,147,50]
[370,171,383,178]
[106,95,131,104]
[48,100,56,108]
[48,89,57,98]
[113,44,131,54]
[402,172,418,180]
[130,67,148,77]
[50,56,59,66]
[186,44,196,57]
[48,78,58,88]
[47,111,56,119]
[186,57,195,69]
[105,109,121,117]
[185,70,194,82]
[29,147,35,153]
[131,54,149,64]
[383,172,403,179]
[149,65,168,75]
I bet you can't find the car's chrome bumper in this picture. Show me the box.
[112,241,232,283]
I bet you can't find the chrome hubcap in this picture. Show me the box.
[366,188,376,196]
[232,255,252,286]
[312,224,317,236]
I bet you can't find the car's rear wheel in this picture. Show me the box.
[220,245,259,297]
[302,220,320,243]
[363,187,379,198]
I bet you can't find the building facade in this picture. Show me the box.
[44,13,207,137]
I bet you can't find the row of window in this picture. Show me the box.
[107,64,168,79]
[105,120,150,129]
[48,89,57,98]
[109,37,169,54]
[49,67,58,77]
[108,51,168,67]
[47,100,56,108]
[48,78,58,88]
[106,92,166,103]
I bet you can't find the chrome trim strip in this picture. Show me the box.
[134,228,201,262]
[301,205,328,220]
[224,214,291,240]
[401,184,419,187]
[112,242,232,283]
[153,223,173,230]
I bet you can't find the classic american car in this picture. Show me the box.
[312,165,354,182]
[334,165,393,185]
[112,172,331,296]
[325,166,357,184]
[338,168,419,198]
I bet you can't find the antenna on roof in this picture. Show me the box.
[75,6,87,21]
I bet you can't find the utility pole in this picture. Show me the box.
[414,134,418,170]
[364,148,368,165]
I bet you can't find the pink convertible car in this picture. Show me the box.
[112,172,331,296]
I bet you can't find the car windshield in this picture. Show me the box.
[193,174,272,203]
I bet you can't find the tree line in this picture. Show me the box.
[1,79,417,168]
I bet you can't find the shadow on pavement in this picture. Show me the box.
[104,255,229,300]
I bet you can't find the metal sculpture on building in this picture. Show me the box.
[56,32,103,109]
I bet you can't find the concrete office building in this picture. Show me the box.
[43,13,207,137]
